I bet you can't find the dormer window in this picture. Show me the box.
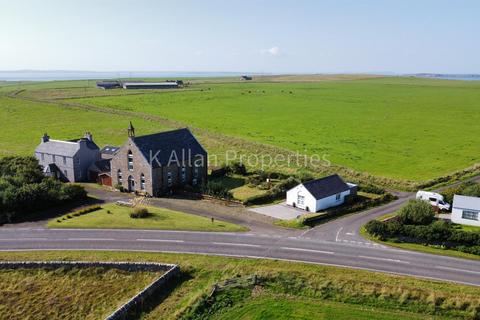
[127,150,133,171]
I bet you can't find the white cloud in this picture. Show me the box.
[261,46,281,56]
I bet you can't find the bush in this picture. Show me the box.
[114,183,124,192]
[0,156,87,223]
[365,220,388,239]
[358,183,385,195]
[225,162,247,176]
[202,181,233,200]
[397,200,435,225]
[130,207,150,219]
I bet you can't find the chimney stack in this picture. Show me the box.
[84,131,93,141]
[42,133,50,143]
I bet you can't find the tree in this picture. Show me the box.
[397,199,435,225]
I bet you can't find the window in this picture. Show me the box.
[52,155,56,163]
[64,170,68,178]
[335,193,341,201]
[117,170,123,184]
[193,166,199,178]
[75,158,80,165]
[127,150,133,171]
[41,153,44,161]
[192,178,197,186]
[63,156,66,165]
[167,171,173,186]
[181,166,186,183]
[462,210,479,221]
[140,173,146,190]
[297,195,305,206]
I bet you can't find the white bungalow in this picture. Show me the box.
[452,195,480,227]
[286,174,357,213]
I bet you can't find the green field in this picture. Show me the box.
[48,203,247,232]
[71,77,480,181]
[1,251,479,320]
[0,266,159,320]
[2,76,480,187]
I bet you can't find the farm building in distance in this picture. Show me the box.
[286,174,357,213]
[122,81,179,90]
[96,81,122,89]
[241,75,253,80]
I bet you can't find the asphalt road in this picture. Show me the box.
[2,180,480,286]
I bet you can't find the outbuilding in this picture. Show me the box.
[452,195,480,226]
[286,174,357,213]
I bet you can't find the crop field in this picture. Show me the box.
[1,251,479,319]
[71,77,480,181]
[0,266,160,320]
[1,76,480,186]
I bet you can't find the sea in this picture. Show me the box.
[0,71,254,81]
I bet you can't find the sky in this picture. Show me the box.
[0,0,479,74]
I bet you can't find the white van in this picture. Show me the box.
[416,191,450,211]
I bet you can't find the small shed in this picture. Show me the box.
[452,195,480,227]
[286,174,357,213]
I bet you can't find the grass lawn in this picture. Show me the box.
[72,77,480,181]
[202,293,438,320]
[0,251,479,320]
[48,203,247,232]
[0,266,159,320]
[209,175,269,201]
[454,224,480,233]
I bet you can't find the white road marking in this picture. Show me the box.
[212,242,261,248]
[136,239,185,243]
[0,238,47,241]
[280,247,335,255]
[67,238,114,241]
[436,266,480,275]
[346,232,355,236]
[358,255,410,264]
[335,227,343,242]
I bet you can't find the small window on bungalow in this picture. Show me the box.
[462,210,479,221]
[63,156,66,165]
[41,153,45,161]
[335,193,341,201]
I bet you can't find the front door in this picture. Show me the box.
[128,176,135,192]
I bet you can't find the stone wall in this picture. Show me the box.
[0,261,180,320]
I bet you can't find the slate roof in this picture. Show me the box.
[453,195,480,210]
[132,128,206,168]
[302,174,350,200]
[36,138,99,156]
[91,159,111,173]
[100,145,120,155]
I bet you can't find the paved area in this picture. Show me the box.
[249,202,305,220]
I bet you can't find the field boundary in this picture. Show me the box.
[0,260,180,320]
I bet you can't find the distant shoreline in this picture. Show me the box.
[1,71,479,82]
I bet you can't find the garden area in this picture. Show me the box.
[365,199,480,259]
[48,203,247,232]
[0,156,87,224]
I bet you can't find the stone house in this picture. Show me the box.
[110,123,207,196]
[34,132,100,182]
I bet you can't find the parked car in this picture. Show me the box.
[416,190,450,211]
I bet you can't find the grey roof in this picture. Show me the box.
[302,174,350,200]
[91,159,111,173]
[132,128,206,168]
[100,145,120,155]
[36,138,99,157]
[453,194,480,210]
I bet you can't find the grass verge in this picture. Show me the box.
[48,203,247,232]
[0,251,478,320]
[0,266,159,320]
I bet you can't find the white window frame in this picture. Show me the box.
[297,194,305,206]
[167,171,173,186]
[462,210,479,221]
[127,151,134,171]
[140,173,146,190]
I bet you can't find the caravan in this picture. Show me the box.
[416,191,450,211]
